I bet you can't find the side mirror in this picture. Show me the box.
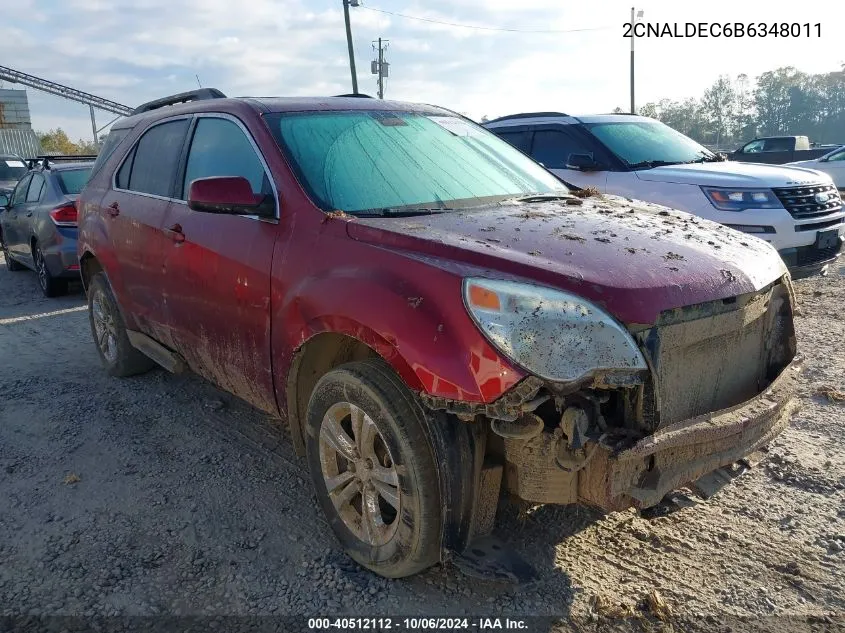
[0,193,9,208]
[187,176,274,217]
[566,153,602,171]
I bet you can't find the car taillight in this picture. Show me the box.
[50,202,78,227]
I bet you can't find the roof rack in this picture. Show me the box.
[486,111,570,124]
[132,88,227,115]
[26,155,98,169]
[333,93,374,98]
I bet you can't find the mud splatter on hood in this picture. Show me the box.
[346,195,787,325]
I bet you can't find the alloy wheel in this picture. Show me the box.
[34,247,48,291]
[91,290,119,363]
[318,402,401,546]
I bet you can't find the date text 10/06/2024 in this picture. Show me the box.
[623,22,822,38]
[308,618,529,630]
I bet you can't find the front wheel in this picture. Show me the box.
[88,272,156,377]
[304,359,443,578]
[33,243,67,297]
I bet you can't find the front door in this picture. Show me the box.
[4,174,32,260]
[528,128,609,191]
[160,115,279,414]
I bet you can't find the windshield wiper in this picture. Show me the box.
[511,193,574,203]
[626,160,680,170]
[359,207,451,218]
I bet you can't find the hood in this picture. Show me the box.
[786,159,818,168]
[346,195,787,325]
[634,161,832,188]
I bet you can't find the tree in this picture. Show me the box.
[37,129,83,155]
[701,75,737,147]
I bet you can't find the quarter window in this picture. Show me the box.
[122,119,189,197]
[182,117,269,200]
[11,175,32,206]
[26,174,46,202]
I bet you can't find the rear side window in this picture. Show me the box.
[494,130,532,154]
[26,174,46,202]
[530,130,592,168]
[89,128,130,180]
[182,117,269,200]
[122,119,189,197]
[57,168,93,194]
[763,138,791,152]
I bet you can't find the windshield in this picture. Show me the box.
[0,159,27,183]
[57,168,93,194]
[584,121,715,168]
[267,111,567,214]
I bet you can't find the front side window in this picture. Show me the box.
[11,175,32,206]
[26,174,45,202]
[268,111,566,214]
[123,119,189,197]
[530,130,592,169]
[182,117,269,200]
[586,121,714,167]
[58,168,93,194]
[494,130,531,154]
[742,140,765,153]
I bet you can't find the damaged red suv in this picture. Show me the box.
[77,90,798,578]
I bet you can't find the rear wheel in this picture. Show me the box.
[1,235,24,271]
[304,359,443,578]
[33,243,67,297]
[88,272,156,377]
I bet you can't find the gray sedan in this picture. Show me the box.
[0,160,93,296]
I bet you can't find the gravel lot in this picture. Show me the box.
[1,253,843,632]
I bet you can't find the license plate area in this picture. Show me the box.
[815,228,841,250]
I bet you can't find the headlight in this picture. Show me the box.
[701,186,782,211]
[463,278,647,383]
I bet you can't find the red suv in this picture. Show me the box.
[78,89,799,578]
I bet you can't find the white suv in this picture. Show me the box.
[484,113,844,276]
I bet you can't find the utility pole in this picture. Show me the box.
[89,105,98,148]
[630,7,643,114]
[343,0,359,94]
[371,38,390,99]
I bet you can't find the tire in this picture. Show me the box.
[1,235,24,271]
[33,243,68,297]
[87,271,156,377]
[304,358,443,578]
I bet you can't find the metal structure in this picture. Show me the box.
[629,7,644,114]
[371,38,390,99]
[342,0,360,94]
[0,64,133,147]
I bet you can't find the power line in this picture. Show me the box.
[357,6,610,34]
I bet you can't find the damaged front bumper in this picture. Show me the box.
[580,358,800,510]
[502,358,800,511]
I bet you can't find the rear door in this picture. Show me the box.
[107,117,191,339]
[160,114,279,414]
[529,127,609,191]
[4,174,33,259]
[19,173,47,265]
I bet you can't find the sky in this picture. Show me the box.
[1,0,843,144]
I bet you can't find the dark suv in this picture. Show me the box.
[77,89,798,578]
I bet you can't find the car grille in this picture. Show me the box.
[772,183,842,219]
[637,281,795,429]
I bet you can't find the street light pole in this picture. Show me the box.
[343,0,359,94]
[630,7,643,114]
[630,7,635,114]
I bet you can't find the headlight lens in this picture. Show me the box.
[463,278,647,383]
[701,186,782,211]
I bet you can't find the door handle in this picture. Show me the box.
[166,223,185,244]
[108,201,120,217]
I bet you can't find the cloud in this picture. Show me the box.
[2,0,842,140]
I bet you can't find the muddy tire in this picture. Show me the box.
[1,235,24,271]
[88,272,156,377]
[304,359,443,578]
[33,243,67,298]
